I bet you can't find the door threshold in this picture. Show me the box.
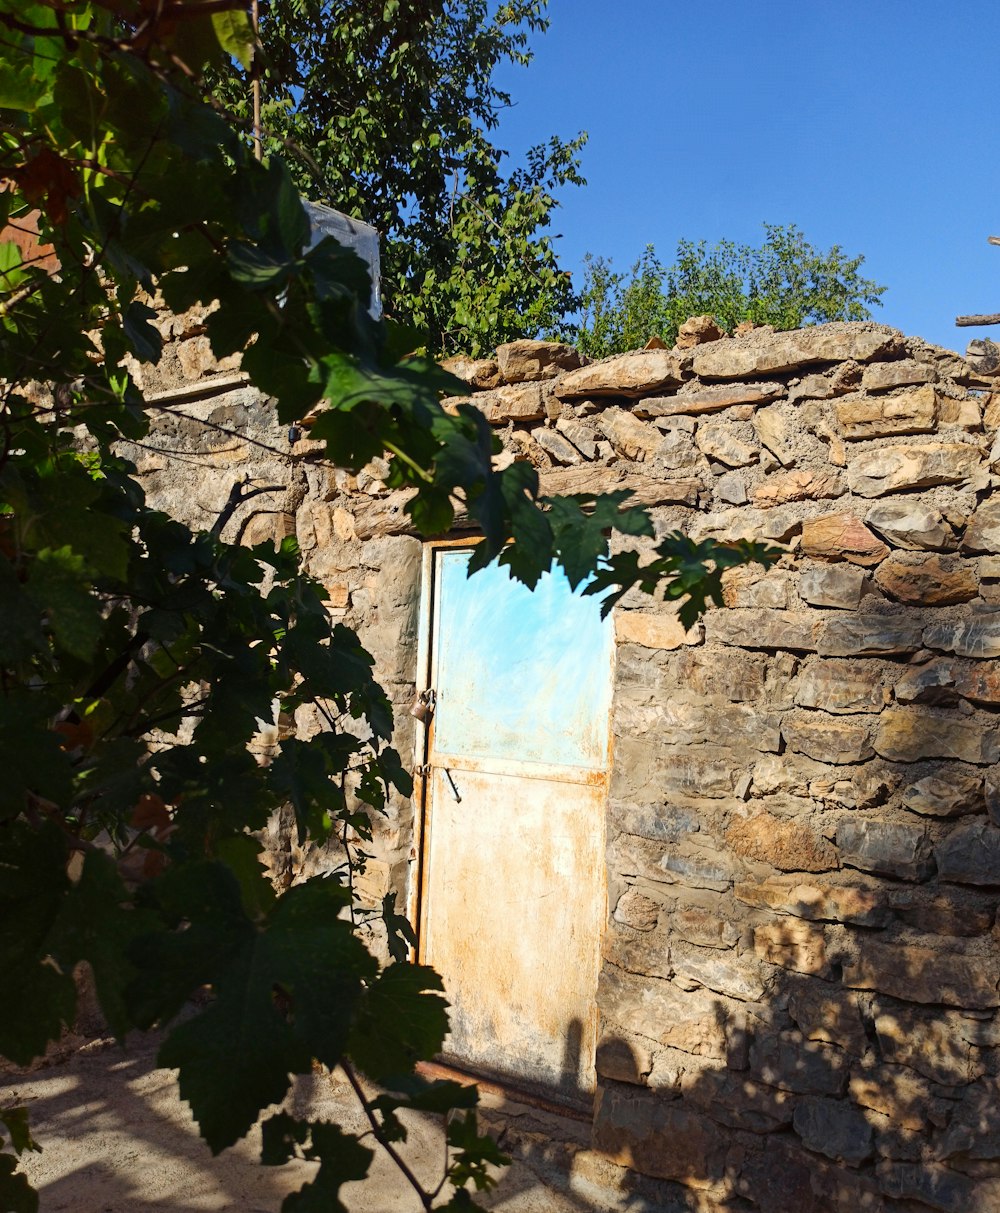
[415,1060,594,1124]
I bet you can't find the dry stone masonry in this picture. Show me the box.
[131,312,1000,1213]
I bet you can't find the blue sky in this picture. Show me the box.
[493,0,1000,353]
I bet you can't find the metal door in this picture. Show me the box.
[416,545,613,1103]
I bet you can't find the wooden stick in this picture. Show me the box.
[955,313,1000,327]
[251,0,262,161]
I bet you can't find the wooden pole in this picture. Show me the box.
[955,313,1000,327]
[251,0,262,161]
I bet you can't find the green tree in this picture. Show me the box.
[214,0,585,357]
[576,223,888,358]
[0,3,770,1209]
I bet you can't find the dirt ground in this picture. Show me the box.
[0,1034,632,1213]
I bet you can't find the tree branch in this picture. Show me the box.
[339,1060,435,1211]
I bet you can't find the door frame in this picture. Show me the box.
[407,537,615,1103]
[408,536,474,955]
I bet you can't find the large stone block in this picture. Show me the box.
[537,464,702,507]
[659,842,740,892]
[672,905,741,950]
[736,1142,832,1213]
[679,1065,796,1133]
[849,1060,938,1131]
[793,659,886,713]
[754,920,829,975]
[874,553,978,605]
[674,648,768,701]
[750,755,833,806]
[752,403,796,466]
[888,888,996,936]
[892,657,962,705]
[781,713,875,764]
[654,696,782,752]
[720,566,794,609]
[834,384,940,438]
[439,354,502,389]
[604,924,672,980]
[704,608,822,652]
[613,888,662,932]
[555,349,689,398]
[727,812,839,872]
[923,618,1000,659]
[891,653,1000,707]
[843,939,999,1008]
[531,425,582,465]
[936,1078,1000,1162]
[787,979,869,1054]
[649,426,701,472]
[935,819,1000,886]
[554,415,599,459]
[817,615,923,657]
[940,393,982,427]
[695,418,760,467]
[874,708,1000,765]
[592,1083,729,1186]
[750,1029,847,1094]
[953,659,1000,706]
[901,769,984,817]
[801,513,890,566]
[443,380,548,422]
[836,818,933,881]
[654,748,743,799]
[799,564,869,610]
[675,314,725,348]
[861,358,937,392]
[877,1162,1000,1213]
[670,942,766,1002]
[793,1096,874,1165]
[873,1001,984,1086]
[691,323,900,379]
[598,967,730,1057]
[635,380,784,417]
[495,338,585,382]
[865,500,955,550]
[751,468,845,507]
[846,442,982,497]
[610,804,702,853]
[963,498,1000,553]
[735,880,887,928]
[615,610,703,650]
[597,406,665,460]
[807,763,897,810]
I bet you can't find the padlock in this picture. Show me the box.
[409,688,436,723]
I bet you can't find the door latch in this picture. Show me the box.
[444,768,462,804]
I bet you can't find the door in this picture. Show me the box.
[417,545,613,1104]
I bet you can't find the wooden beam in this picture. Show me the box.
[956,313,1000,327]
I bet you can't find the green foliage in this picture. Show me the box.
[587,536,780,629]
[0,2,762,1208]
[213,0,585,355]
[0,1107,40,1213]
[576,223,888,357]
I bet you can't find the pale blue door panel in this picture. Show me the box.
[431,549,614,769]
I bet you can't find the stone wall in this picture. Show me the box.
[134,310,1000,1212]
